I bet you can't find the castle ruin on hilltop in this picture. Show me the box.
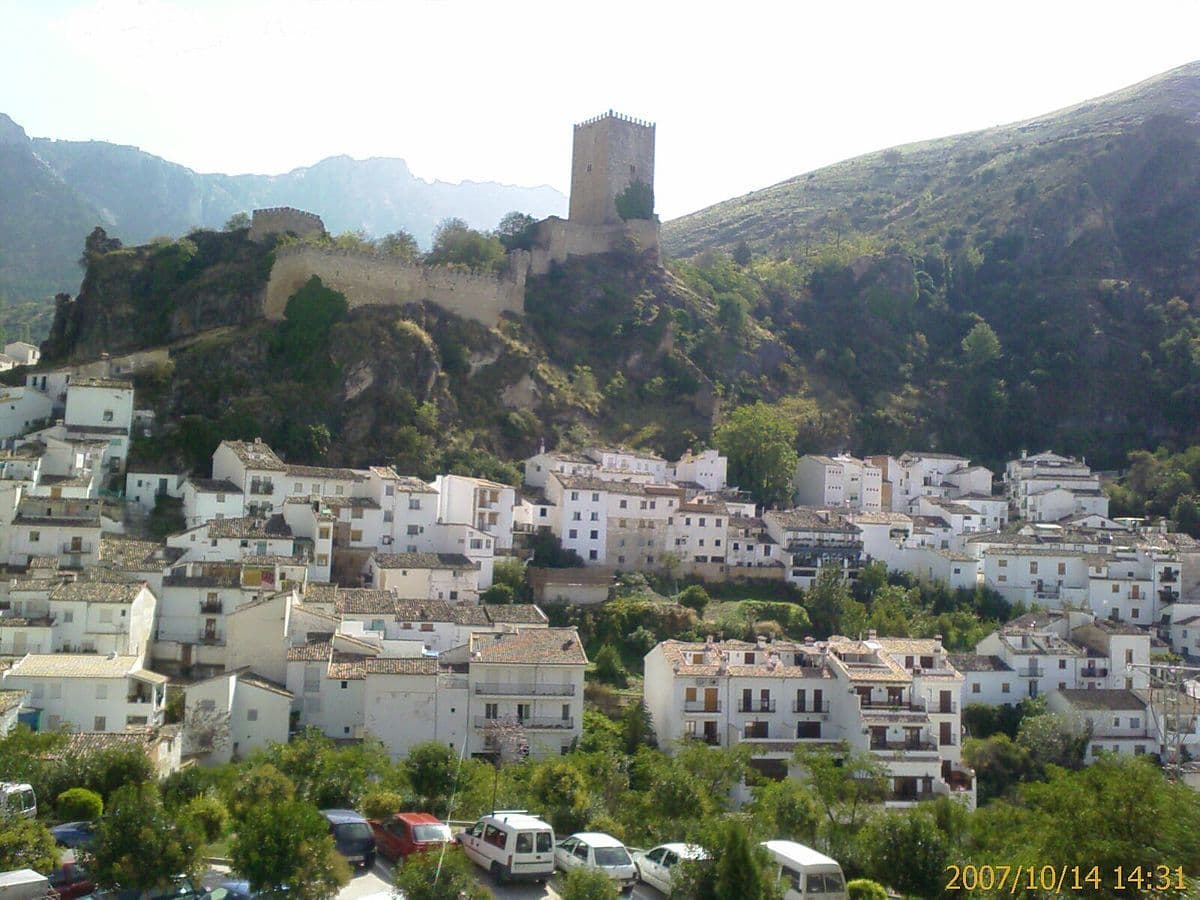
[256,110,660,326]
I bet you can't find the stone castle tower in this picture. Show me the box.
[568,111,655,226]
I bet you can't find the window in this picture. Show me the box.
[294,482,303,493]
[619,499,627,509]
[971,683,980,694]
[1130,717,1140,728]
[386,485,394,496]
[569,529,578,539]
[1059,659,1067,669]
[319,526,331,539]
[590,530,598,540]
[103,409,113,422]
[1001,683,1010,693]
[1112,583,1120,593]
[63,611,73,623]
[998,558,1007,567]
[998,574,1007,583]
[335,485,344,495]
[247,708,258,721]
[316,554,328,566]
[409,498,421,510]
[29,530,39,542]
[1058,562,1066,575]
[407,525,420,535]
[572,512,582,521]
[589,550,598,560]
[570,492,579,501]
[350,530,362,542]
[591,493,599,502]
[1131,608,1140,619]
[351,507,363,520]
[590,512,599,521]
[94,716,106,731]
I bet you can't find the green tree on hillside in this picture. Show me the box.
[90,784,202,891]
[0,817,58,873]
[614,181,654,221]
[231,798,350,898]
[377,229,421,261]
[714,402,799,507]
[497,211,538,250]
[426,218,507,273]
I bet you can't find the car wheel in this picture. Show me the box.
[490,861,508,885]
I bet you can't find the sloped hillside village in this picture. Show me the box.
[1,357,1198,810]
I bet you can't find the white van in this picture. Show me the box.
[0,783,37,819]
[761,840,848,900]
[459,811,555,884]
[0,869,52,900]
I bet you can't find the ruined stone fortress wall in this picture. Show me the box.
[264,245,528,327]
[249,207,326,243]
[569,111,656,226]
[529,217,660,275]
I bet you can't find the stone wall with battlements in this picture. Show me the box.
[249,207,327,243]
[569,111,655,226]
[264,245,528,326]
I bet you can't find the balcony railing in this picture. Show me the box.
[861,699,927,712]
[197,633,223,645]
[199,601,223,614]
[737,700,777,713]
[885,790,937,804]
[474,716,574,730]
[1019,666,1043,678]
[1081,668,1108,679]
[474,682,575,696]
[1161,571,1179,584]
[126,695,155,705]
[933,700,959,714]
[684,700,721,713]
[61,542,94,554]
[870,739,938,753]
[793,700,832,715]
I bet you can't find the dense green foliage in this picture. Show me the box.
[426,217,507,273]
[1107,444,1200,536]
[231,798,350,898]
[614,180,655,221]
[272,275,349,383]
[393,845,487,900]
[90,784,203,890]
[560,866,620,900]
[0,816,58,873]
[714,402,799,507]
[55,786,102,821]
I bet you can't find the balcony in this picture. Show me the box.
[684,700,721,713]
[793,700,832,715]
[197,632,223,646]
[932,700,959,714]
[870,739,939,755]
[737,699,777,713]
[1161,570,1179,584]
[474,716,574,730]
[861,699,928,712]
[199,600,223,615]
[61,542,94,554]
[1019,666,1043,678]
[474,682,575,697]
[1081,667,1108,679]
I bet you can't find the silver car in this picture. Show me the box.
[554,832,637,893]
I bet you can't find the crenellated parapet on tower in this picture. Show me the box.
[569,110,656,226]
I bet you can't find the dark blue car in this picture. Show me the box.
[51,820,97,849]
[319,809,377,870]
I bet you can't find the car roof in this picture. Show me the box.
[655,842,708,859]
[320,809,368,824]
[395,812,444,826]
[489,813,551,829]
[761,840,840,868]
[572,832,625,848]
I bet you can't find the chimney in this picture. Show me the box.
[756,634,767,649]
[867,629,877,641]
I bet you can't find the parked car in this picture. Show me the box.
[202,881,258,899]
[51,820,98,849]
[554,832,637,893]
[634,842,710,894]
[0,782,37,819]
[47,860,96,900]
[319,809,377,870]
[761,840,847,900]
[458,811,555,884]
[370,812,452,861]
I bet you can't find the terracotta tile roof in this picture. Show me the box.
[365,657,439,676]
[369,467,438,493]
[98,536,182,571]
[470,628,587,665]
[287,640,333,662]
[207,515,291,539]
[236,671,293,698]
[49,580,147,604]
[285,464,364,481]
[1056,689,1147,711]
[484,605,548,625]
[27,556,59,570]
[0,689,27,713]
[372,552,477,570]
[765,508,857,533]
[656,639,827,678]
[188,478,242,494]
[55,730,158,757]
[70,376,133,390]
[395,599,456,622]
[449,605,490,626]
[220,439,286,471]
[303,583,339,605]
[947,653,1013,672]
[335,589,399,616]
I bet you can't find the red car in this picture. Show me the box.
[47,860,95,899]
[370,812,453,861]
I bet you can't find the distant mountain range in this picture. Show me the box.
[0,113,565,304]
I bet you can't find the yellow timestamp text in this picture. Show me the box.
[945,864,1188,894]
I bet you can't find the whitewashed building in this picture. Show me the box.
[185,667,293,764]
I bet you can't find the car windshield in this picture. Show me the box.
[334,822,373,841]
[412,824,452,842]
[594,846,632,867]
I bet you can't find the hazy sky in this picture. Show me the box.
[2,0,1199,219]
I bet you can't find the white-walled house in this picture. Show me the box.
[62,378,135,475]
[185,668,293,764]
[182,479,244,528]
[367,552,481,603]
[8,496,103,569]
[126,471,186,514]
[763,508,863,588]
[5,341,41,367]
[947,653,1018,707]
[211,439,288,517]
[669,449,728,492]
[0,386,53,440]
[1047,689,1155,759]
[168,515,295,564]
[1005,452,1109,522]
[793,454,882,512]
[1,653,167,733]
[433,474,517,553]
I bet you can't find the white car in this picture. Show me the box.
[634,842,710,894]
[554,832,637,892]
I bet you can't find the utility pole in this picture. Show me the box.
[1127,660,1200,782]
